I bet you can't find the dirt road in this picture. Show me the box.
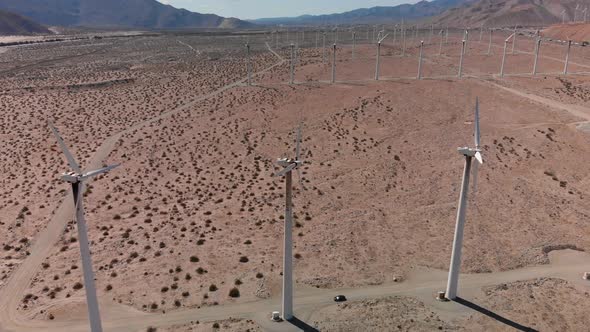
[2,249,589,332]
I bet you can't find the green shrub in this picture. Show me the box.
[229,287,240,298]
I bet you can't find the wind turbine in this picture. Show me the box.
[352,31,356,60]
[443,98,483,300]
[246,43,252,86]
[331,43,337,84]
[565,39,572,75]
[322,32,327,63]
[290,43,295,84]
[500,32,515,77]
[511,26,517,54]
[487,29,493,56]
[458,39,466,78]
[417,40,424,79]
[375,33,389,80]
[439,29,444,56]
[49,123,120,332]
[274,125,304,321]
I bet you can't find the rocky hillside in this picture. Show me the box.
[0,9,50,35]
[0,0,254,29]
[434,0,586,27]
[253,0,475,25]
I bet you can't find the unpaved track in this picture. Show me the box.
[478,78,590,121]
[176,40,199,54]
[4,250,590,332]
[0,44,285,332]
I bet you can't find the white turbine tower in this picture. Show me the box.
[50,123,119,332]
[444,98,483,300]
[274,125,304,321]
[375,33,389,80]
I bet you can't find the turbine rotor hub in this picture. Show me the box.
[457,147,481,157]
[61,172,81,183]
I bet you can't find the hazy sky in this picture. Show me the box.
[157,0,415,20]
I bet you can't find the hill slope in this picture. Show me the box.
[0,9,50,35]
[434,0,585,27]
[541,23,590,42]
[0,0,254,29]
[253,0,474,25]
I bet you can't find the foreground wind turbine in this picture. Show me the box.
[274,125,304,321]
[444,98,483,300]
[50,123,120,332]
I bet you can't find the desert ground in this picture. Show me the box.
[1,27,590,331]
[542,23,590,43]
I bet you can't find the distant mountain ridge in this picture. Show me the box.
[0,9,50,35]
[252,0,475,25]
[434,0,585,27]
[0,0,254,29]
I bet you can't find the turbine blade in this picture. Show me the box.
[474,151,483,164]
[49,122,81,173]
[81,164,120,181]
[472,155,480,192]
[274,163,297,177]
[474,97,481,148]
[295,124,302,161]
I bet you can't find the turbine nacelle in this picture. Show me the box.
[457,147,482,162]
[274,125,304,178]
[50,122,120,184]
[60,164,121,183]
[277,158,302,168]
[61,172,81,183]
[275,158,303,178]
[457,147,481,157]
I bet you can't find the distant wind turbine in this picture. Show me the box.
[246,43,252,86]
[375,33,389,80]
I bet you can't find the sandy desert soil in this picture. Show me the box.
[311,296,460,331]
[463,278,590,331]
[150,318,261,332]
[542,23,590,42]
[1,30,590,331]
[0,33,278,290]
[306,276,590,332]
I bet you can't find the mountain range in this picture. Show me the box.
[0,0,583,33]
[0,9,50,35]
[0,0,254,29]
[254,0,587,28]
[433,0,580,27]
[253,0,475,25]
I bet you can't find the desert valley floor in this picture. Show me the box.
[1,30,590,331]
